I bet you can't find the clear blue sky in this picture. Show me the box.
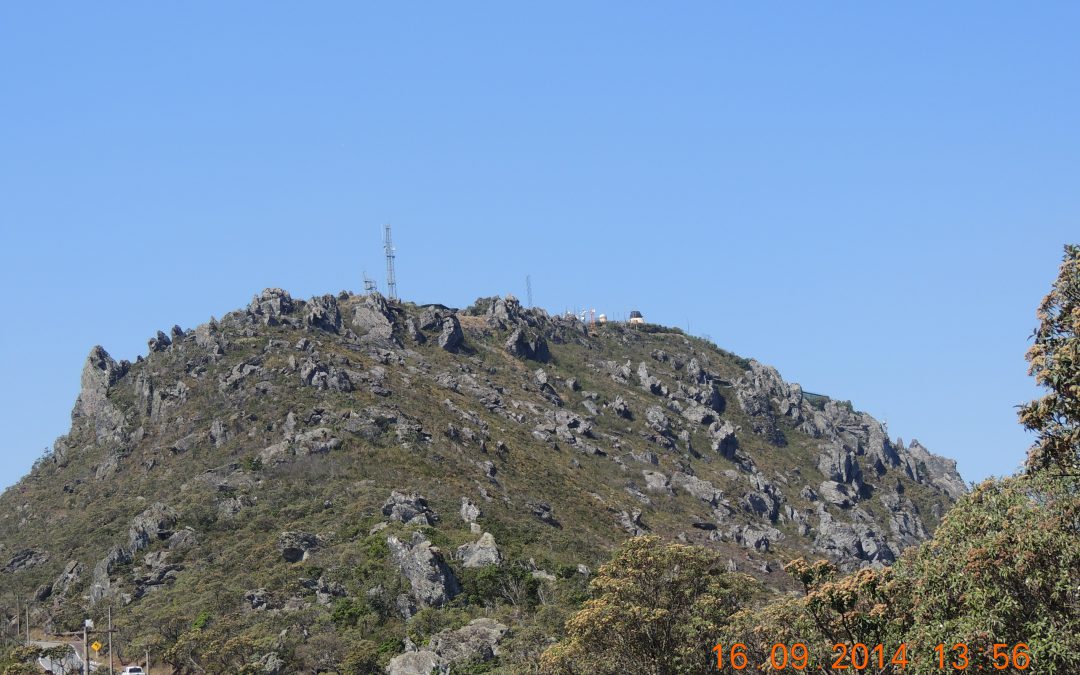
[1,3,1076,490]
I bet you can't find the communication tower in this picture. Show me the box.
[363,271,377,294]
[526,275,533,307]
[383,224,398,301]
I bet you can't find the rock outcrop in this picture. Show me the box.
[387,618,508,675]
[387,532,461,615]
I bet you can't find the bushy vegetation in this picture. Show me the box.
[543,244,1080,674]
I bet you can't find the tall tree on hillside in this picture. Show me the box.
[1020,244,1080,474]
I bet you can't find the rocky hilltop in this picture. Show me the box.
[0,289,964,673]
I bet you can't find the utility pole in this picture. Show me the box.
[146,648,150,672]
[383,224,398,301]
[25,601,29,644]
[108,605,114,675]
[83,621,89,675]
[15,596,20,645]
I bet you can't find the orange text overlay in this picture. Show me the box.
[712,642,1031,671]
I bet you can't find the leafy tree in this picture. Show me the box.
[899,472,1080,673]
[540,536,756,675]
[1020,243,1080,474]
[723,473,1080,674]
[341,639,380,674]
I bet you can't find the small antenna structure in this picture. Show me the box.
[383,224,398,301]
[363,271,378,294]
[526,275,533,307]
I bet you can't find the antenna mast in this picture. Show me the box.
[526,275,533,307]
[383,224,398,301]
[363,271,377,294]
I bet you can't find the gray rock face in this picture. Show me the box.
[437,315,464,352]
[387,531,461,612]
[610,396,633,419]
[419,307,443,331]
[645,406,669,434]
[460,497,481,524]
[709,421,738,458]
[817,441,864,488]
[388,650,440,675]
[672,472,722,506]
[257,652,286,675]
[383,491,438,526]
[48,561,84,604]
[818,481,853,508]
[352,292,397,343]
[618,509,647,535]
[880,493,929,546]
[277,531,320,563]
[304,576,346,605]
[304,294,341,332]
[486,295,530,329]
[505,327,549,362]
[3,548,49,574]
[72,346,128,444]
[642,470,673,494]
[814,509,896,566]
[387,618,508,675]
[90,544,132,602]
[528,501,560,527]
[681,404,715,425]
[128,503,178,551]
[728,523,783,552]
[298,358,353,392]
[637,362,668,396]
[456,532,501,568]
[903,440,967,499]
[248,288,295,325]
[294,427,341,455]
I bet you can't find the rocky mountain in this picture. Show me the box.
[0,289,964,673]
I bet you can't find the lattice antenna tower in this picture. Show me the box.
[383,224,398,300]
[526,275,533,307]
[363,271,378,294]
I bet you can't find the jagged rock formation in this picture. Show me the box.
[0,289,965,672]
[387,618,508,675]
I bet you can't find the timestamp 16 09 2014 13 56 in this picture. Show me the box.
[712,642,1032,671]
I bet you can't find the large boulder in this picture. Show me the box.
[248,288,295,325]
[456,532,502,568]
[505,327,549,362]
[387,618,508,675]
[304,294,341,332]
[128,503,178,551]
[387,532,461,612]
[382,491,438,526]
[437,315,464,352]
[672,472,723,506]
[277,531,320,563]
[352,292,397,343]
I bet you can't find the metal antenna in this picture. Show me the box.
[363,271,377,294]
[526,275,533,307]
[383,224,397,300]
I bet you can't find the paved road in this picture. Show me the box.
[31,639,97,673]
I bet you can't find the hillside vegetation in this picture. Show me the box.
[0,289,964,673]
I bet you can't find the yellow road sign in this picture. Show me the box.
[91,641,102,652]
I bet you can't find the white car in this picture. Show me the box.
[120,667,145,675]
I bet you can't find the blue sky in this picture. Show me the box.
[1,3,1076,490]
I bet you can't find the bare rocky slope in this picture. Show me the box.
[0,289,965,673]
